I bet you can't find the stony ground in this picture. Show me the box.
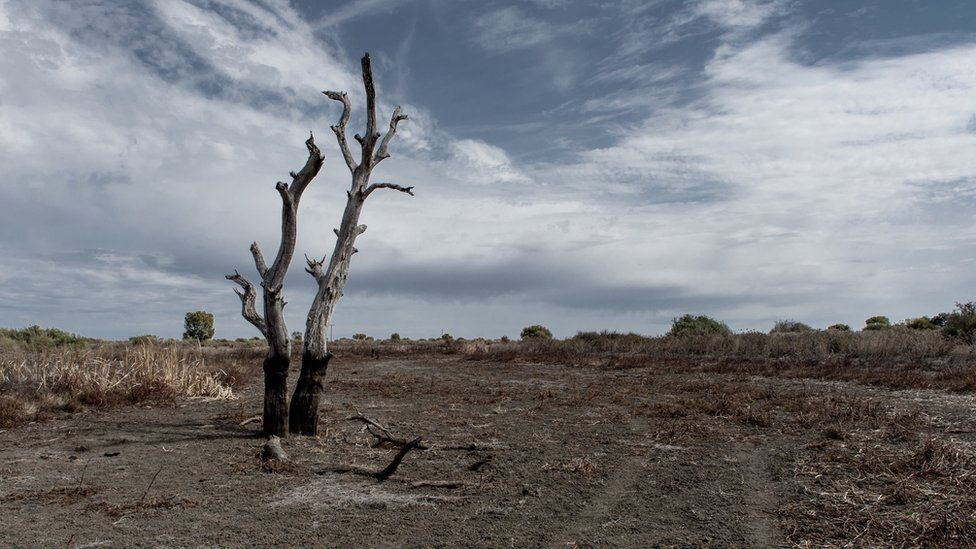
[2,356,975,548]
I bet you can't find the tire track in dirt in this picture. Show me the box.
[557,451,647,547]
[731,443,782,548]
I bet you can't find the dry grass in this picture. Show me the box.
[0,342,258,427]
[448,331,976,392]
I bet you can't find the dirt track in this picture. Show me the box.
[2,357,975,548]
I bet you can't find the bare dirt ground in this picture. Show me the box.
[2,356,975,548]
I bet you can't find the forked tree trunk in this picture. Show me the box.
[227,136,323,437]
[289,53,413,435]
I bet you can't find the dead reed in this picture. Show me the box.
[0,342,258,427]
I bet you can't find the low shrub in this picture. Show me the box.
[903,317,939,331]
[128,334,160,345]
[770,320,814,334]
[827,324,851,332]
[521,325,553,340]
[0,326,87,351]
[390,333,401,342]
[668,314,731,337]
[864,316,891,331]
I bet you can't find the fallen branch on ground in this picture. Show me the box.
[347,412,429,449]
[318,436,423,481]
[239,415,261,426]
[411,480,465,489]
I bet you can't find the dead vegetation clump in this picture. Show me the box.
[0,342,256,427]
[785,436,976,547]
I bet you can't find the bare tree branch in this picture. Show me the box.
[263,133,323,292]
[225,270,267,337]
[359,53,380,168]
[364,182,414,198]
[291,133,324,199]
[374,106,408,164]
[322,92,357,173]
[250,242,268,279]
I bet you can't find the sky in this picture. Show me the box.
[1,0,975,340]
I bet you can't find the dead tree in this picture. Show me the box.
[227,135,324,437]
[289,53,413,435]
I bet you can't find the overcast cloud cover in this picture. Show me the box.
[1,0,975,339]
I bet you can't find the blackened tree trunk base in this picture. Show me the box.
[263,355,290,437]
[289,352,331,436]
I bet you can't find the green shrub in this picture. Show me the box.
[668,314,731,337]
[0,326,86,350]
[863,316,891,331]
[183,311,215,341]
[292,331,303,342]
[500,336,510,343]
[441,333,454,343]
[942,302,976,343]
[770,320,814,334]
[827,323,851,332]
[128,334,160,345]
[390,332,401,342]
[903,316,939,331]
[352,333,369,340]
[520,325,553,340]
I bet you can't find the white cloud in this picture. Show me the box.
[448,139,532,184]
[694,0,786,32]
[535,32,976,327]
[472,7,553,52]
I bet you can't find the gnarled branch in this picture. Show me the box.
[226,270,267,337]
[364,182,414,198]
[322,92,357,173]
[374,106,408,164]
[250,242,268,279]
[264,134,323,292]
[291,133,324,199]
[304,253,326,283]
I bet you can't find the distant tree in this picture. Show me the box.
[668,314,731,337]
[499,335,510,343]
[292,331,303,342]
[390,332,401,341]
[863,316,891,331]
[770,320,814,334]
[352,333,369,340]
[827,323,851,332]
[521,325,553,339]
[441,333,454,344]
[183,311,215,341]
